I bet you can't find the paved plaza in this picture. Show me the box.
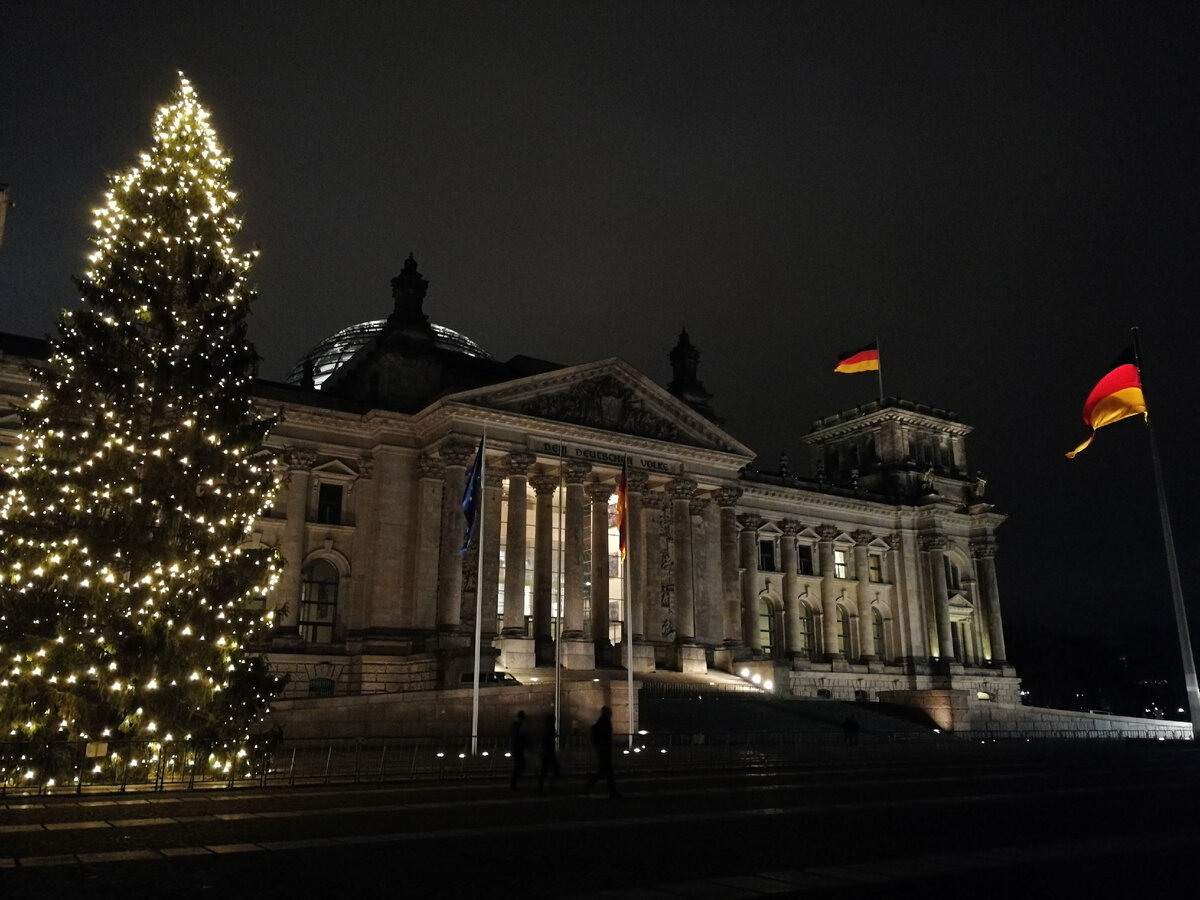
[2,741,1198,898]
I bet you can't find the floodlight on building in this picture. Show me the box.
[751,673,762,685]
[740,668,750,678]
[764,680,774,691]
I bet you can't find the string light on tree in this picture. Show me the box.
[0,75,285,787]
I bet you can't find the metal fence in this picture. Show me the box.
[3,726,1190,797]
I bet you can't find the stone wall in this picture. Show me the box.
[268,652,439,699]
[881,689,1193,740]
[270,678,635,742]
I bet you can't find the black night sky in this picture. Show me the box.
[3,1,1199,713]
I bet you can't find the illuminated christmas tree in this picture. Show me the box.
[0,76,281,780]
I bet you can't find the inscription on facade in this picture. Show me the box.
[527,439,681,475]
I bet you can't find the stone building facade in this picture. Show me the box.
[0,256,1020,728]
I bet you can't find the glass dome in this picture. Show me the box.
[287,319,493,389]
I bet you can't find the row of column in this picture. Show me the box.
[271,442,1008,670]
[421,444,752,657]
[921,534,1007,665]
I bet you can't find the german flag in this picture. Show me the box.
[835,341,880,374]
[616,467,628,561]
[1065,347,1147,458]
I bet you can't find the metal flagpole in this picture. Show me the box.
[623,460,635,749]
[554,443,564,751]
[875,335,884,401]
[470,429,486,754]
[1133,329,1200,738]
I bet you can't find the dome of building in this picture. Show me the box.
[286,319,493,389]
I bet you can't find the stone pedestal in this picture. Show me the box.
[560,638,596,670]
[494,636,536,671]
[677,644,708,674]
[618,641,656,674]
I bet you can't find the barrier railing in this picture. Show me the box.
[1,727,1190,797]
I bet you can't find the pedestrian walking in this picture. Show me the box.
[537,712,560,795]
[843,713,860,746]
[583,706,620,798]
[510,710,528,790]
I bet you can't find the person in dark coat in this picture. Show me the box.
[584,706,620,798]
[537,712,560,795]
[509,710,528,790]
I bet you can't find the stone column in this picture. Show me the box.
[641,493,666,642]
[411,454,444,631]
[669,478,698,644]
[853,530,876,661]
[561,461,590,639]
[530,473,560,665]
[691,496,713,642]
[586,480,614,658]
[624,472,649,644]
[479,469,504,643]
[817,524,842,660]
[274,448,316,641]
[780,520,802,658]
[436,441,475,633]
[501,454,536,636]
[972,537,1008,665]
[923,535,954,660]
[715,488,743,649]
[738,513,764,655]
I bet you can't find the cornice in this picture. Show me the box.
[417,400,754,472]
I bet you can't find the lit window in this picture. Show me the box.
[833,548,848,579]
[758,597,774,656]
[798,601,814,658]
[836,605,850,655]
[867,554,883,583]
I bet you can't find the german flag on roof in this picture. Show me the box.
[834,341,880,374]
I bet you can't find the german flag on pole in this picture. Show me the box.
[1065,347,1147,458]
[616,467,628,561]
[834,340,880,374]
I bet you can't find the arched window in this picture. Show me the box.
[872,607,887,661]
[797,601,815,659]
[758,596,775,657]
[944,557,962,592]
[836,604,850,656]
[300,558,339,643]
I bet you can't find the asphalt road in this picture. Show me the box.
[3,742,1198,898]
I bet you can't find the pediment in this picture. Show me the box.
[948,593,975,621]
[311,459,359,479]
[441,358,753,456]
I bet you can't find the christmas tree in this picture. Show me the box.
[0,75,282,785]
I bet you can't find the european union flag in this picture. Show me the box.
[460,439,483,552]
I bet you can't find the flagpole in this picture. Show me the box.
[623,459,635,749]
[554,443,564,753]
[470,429,487,754]
[1132,329,1200,738]
[875,335,884,401]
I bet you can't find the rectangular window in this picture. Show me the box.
[797,545,815,575]
[833,548,848,579]
[758,539,777,572]
[316,483,343,525]
[868,554,883,583]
